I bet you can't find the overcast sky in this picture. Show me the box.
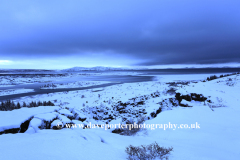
[0,0,240,69]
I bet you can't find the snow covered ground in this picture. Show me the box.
[0,71,139,89]
[40,81,112,89]
[0,73,239,160]
[152,73,231,82]
[0,84,15,87]
[0,88,34,96]
[0,75,55,85]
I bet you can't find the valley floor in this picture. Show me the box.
[0,73,239,160]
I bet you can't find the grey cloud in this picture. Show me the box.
[0,0,240,65]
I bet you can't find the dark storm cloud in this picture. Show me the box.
[0,0,240,65]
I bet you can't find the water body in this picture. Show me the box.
[0,68,239,101]
[0,75,154,101]
[92,68,240,75]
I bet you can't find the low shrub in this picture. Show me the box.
[205,72,240,82]
[207,75,218,81]
[125,142,173,160]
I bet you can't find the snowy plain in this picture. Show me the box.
[0,72,239,160]
[39,81,112,89]
[0,88,34,96]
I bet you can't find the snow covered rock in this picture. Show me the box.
[57,114,72,125]
[58,109,74,119]
[34,112,58,129]
[180,99,193,107]
[72,110,87,122]
[34,112,58,121]
[28,118,43,131]
[25,127,36,134]
[51,120,63,129]
[0,106,60,133]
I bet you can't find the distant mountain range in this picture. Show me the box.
[61,66,137,72]
[62,66,240,72]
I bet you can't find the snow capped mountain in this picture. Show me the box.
[62,66,133,72]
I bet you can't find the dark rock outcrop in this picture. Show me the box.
[175,93,207,103]
[175,92,207,107]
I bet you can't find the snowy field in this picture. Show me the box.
[0,71,140,88]
[0,88,34,96]
[40,81,112,89]
[0,72,239,160]
[0,75,56,85]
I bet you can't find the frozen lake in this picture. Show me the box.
[0,68,239,101]
[0,75,154,101]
